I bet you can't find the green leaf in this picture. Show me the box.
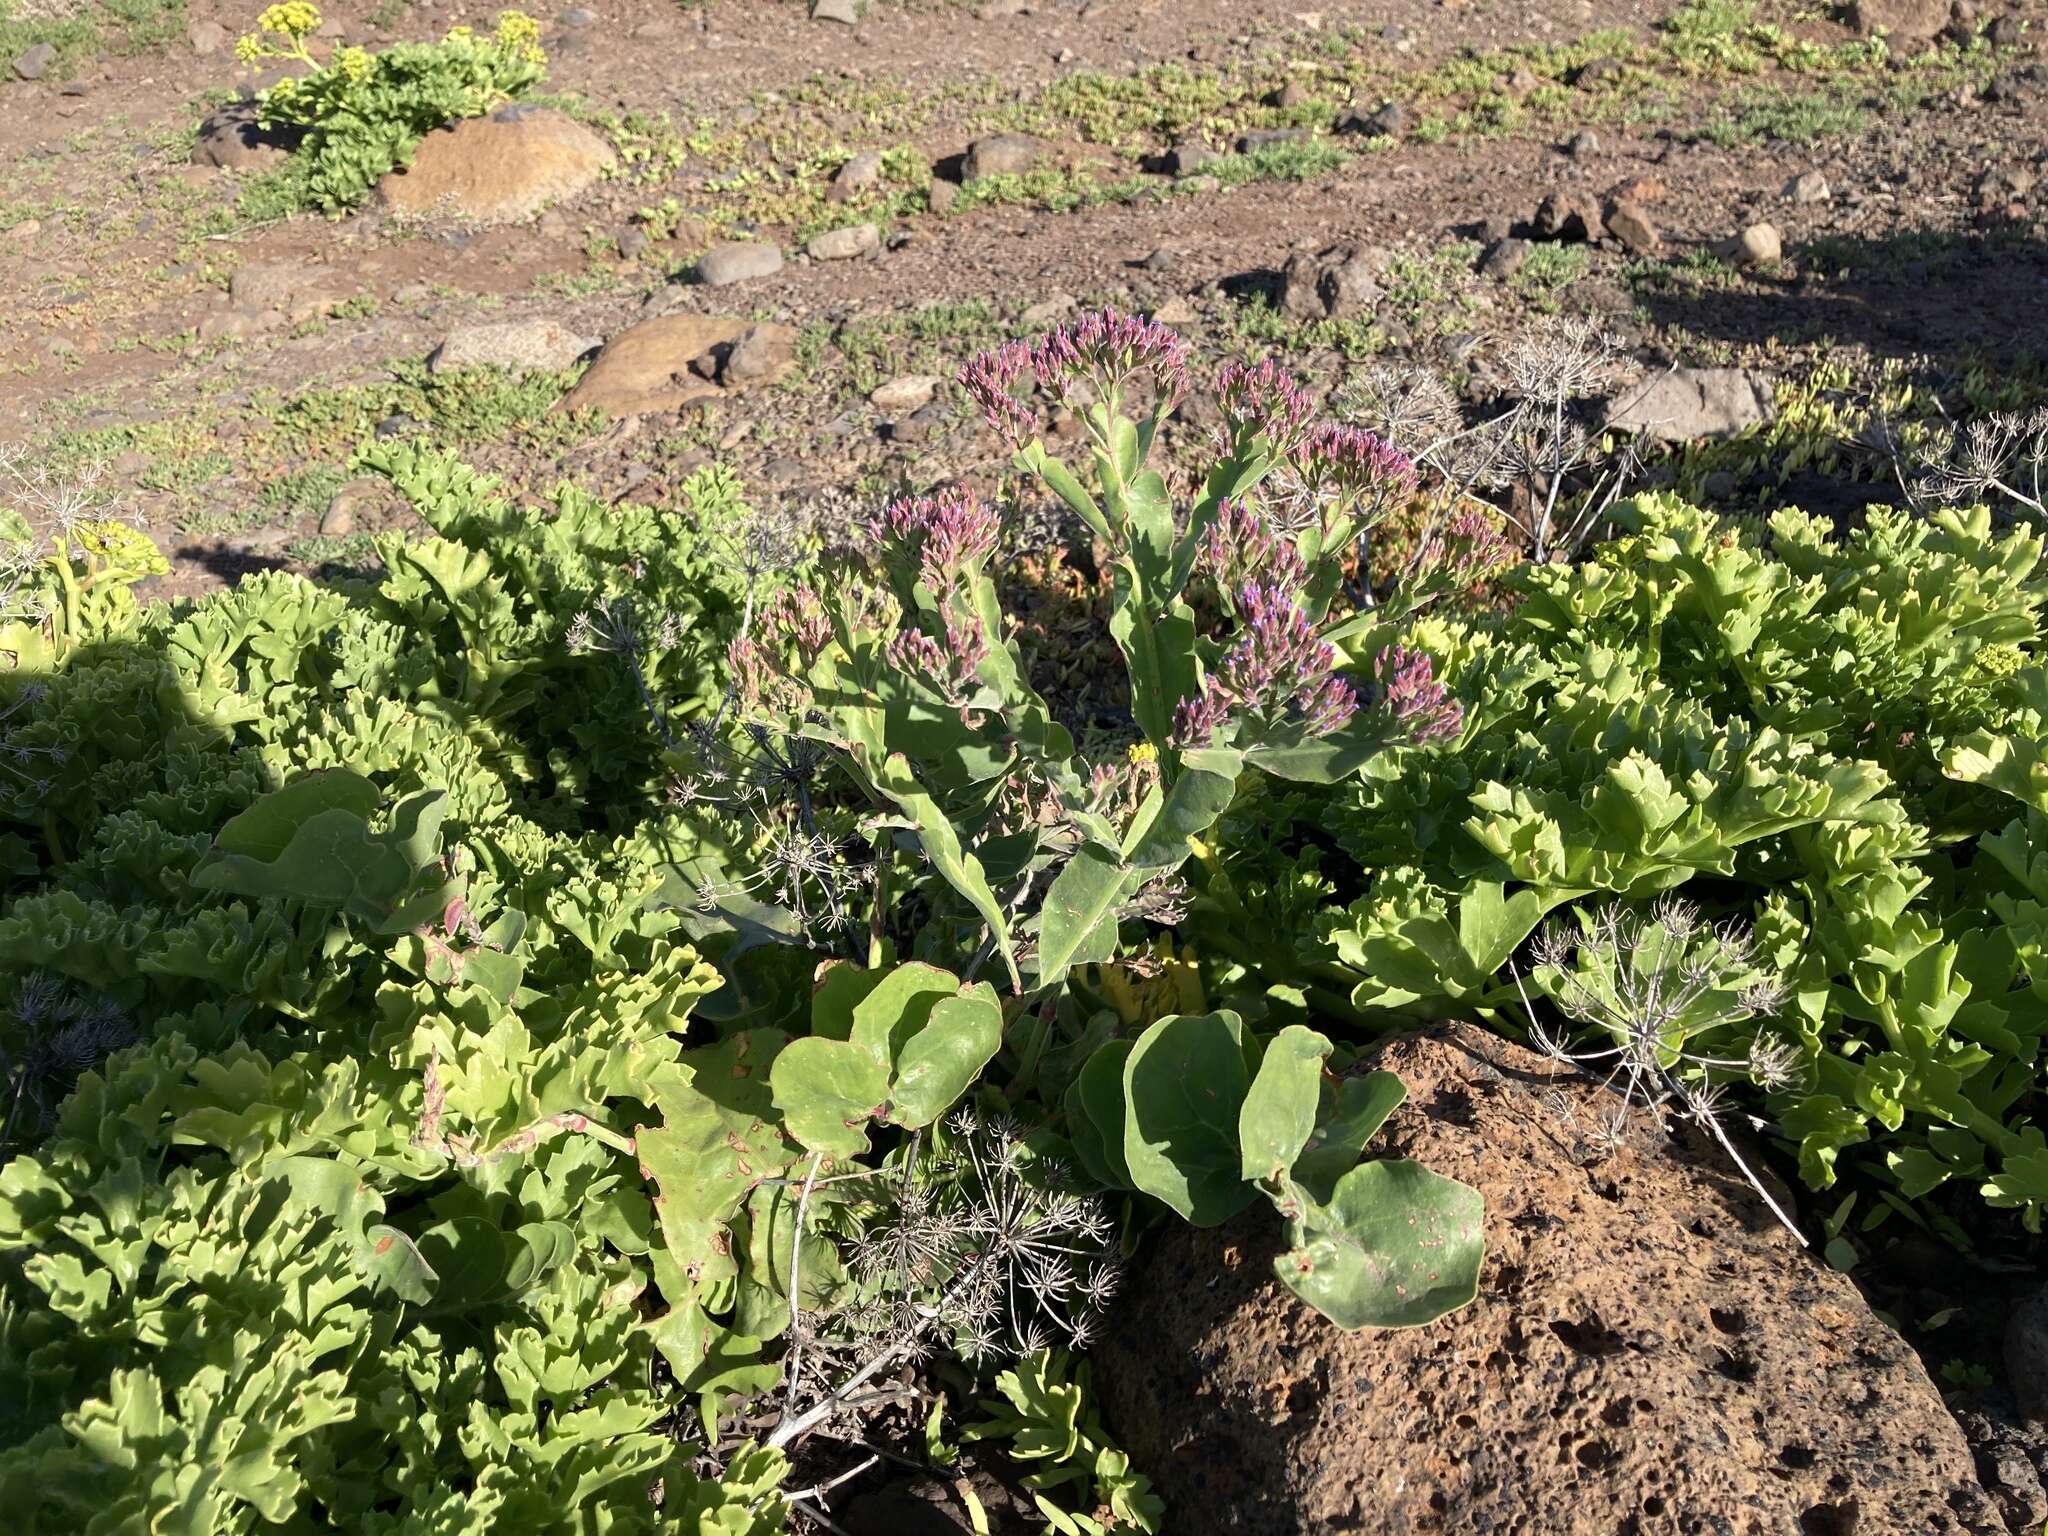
[1067,1039,1135,1189]
[1122,1012,1259,1226]
[1292,1071,1406,1204]
[1239,1026,1333,1184]
[1125,750,1241,870]
[873,753,1021,989]
[1277,1158,1483,1329]
[889,988,1003,1129]
[211,769,380,860]
[770,1037,892,1159]
[1035,843,1134,989]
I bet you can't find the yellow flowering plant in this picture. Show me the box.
[232,5,549,214]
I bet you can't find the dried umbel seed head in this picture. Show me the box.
[1203,498,1307,597]
[1521,897,1807,1240]
[959,339,1036,447]
[1373,643,1462,746]
[1333,362,1464,456]
[1214,357,1317,455]
[1500,314,1620,403]
[1030,306,1190,413]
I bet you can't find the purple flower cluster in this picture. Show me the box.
[1375,643,1463,745]
[760,583,831,662]
[1415,507,1514,586]
[958,340,1036,448]
[871,487,1001,591]
[885,610,991,724]
[1203,498,1306,596]
[1214,358,1317,455]
[1031,306,1190,411]
[1171,581,1359,747]
[1294,423,1420,519]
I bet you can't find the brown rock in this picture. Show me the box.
[1533,189,1605,242]
[1851,0,1951,40]
[192,105,300,172]
[720,323,795,385]
[376,105,615,224]
[1095,1024,2004,1536]
[1606,173,1667,205]
[319,476,390,537]
[228,262,353,322]
[1604,200,1660,255]
[562,315,798,416]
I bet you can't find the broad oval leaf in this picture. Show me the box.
[1277,1158,1483,1329]
[1121,1012,1258,1226]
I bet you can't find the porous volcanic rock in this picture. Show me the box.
[561,315,798,416]
[375,105,615,224]
[1094,1024,2003,1536]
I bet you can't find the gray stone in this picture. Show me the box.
[12,42,57,81]
[927,178,959,214]
[812,0,860,23]
[616,226,648,261]
[962,132,1039,180]
[1565,127,1600,157]
[229,262,353,322]
[830,150,884,202]
[1787,169,1831,204]
[1163,141,1217,176]
[428,318,597,374]
[2011,1286,2048,1422]
[695,241,785,286]
[1735,220,1783,266]
[1236,127,1306,152]
[722,324,796,385]
[870,374,941,414]
[192,106,299,172]
[805,222,879,261]
[188,20,228,55]
[1336,100,1408,137]
[1318,248,1386,319]
[1606,366,1776,443]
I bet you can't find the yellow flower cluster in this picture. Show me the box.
[1126,741,1159,767]
[256,1,321,38]
[334,45,373,84]
[492,9,546,65]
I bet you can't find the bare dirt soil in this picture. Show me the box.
[4,0,2045,598]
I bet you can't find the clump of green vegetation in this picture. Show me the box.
[234,2,548,215]
[0,0,188,80]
